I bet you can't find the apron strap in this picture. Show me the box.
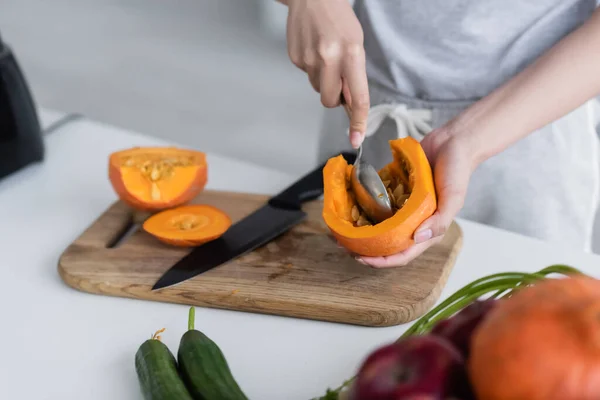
[347,103,433,141]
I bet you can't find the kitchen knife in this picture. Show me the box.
[151,151,357,291]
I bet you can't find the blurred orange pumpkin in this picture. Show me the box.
[469,275,600,400]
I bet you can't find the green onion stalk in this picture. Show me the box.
[314,264,586,400]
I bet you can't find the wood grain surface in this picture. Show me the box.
[58,190,463,327]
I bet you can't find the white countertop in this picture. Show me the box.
[38,108,68,128]
[2,116,600,400]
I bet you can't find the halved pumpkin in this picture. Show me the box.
[322,137,437,257]
[109,147,207,211]
[143,204,231,247]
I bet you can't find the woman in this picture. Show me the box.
[278,0,600,267]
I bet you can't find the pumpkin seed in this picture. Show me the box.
[387,187,396,205]
[151,182,161,201]
[150,168,161,181]
[351,205,360,222]
[356,214,371,227]
[396,194,410,208]
[179,220,194,230]
[382,180,391,188]
[393,183,405,198]
[163,157,181,165]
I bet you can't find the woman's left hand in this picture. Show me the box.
[356,127,477,268]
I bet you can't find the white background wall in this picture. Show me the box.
[0,0,322,176]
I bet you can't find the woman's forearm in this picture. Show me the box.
[449,8,600,165]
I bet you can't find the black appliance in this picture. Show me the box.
[0,31,44,181]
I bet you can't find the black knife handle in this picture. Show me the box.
[269,151,357,210]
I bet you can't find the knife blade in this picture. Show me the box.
[151,151,357,291]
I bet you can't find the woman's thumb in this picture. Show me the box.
[341,79,369,149]
[340,95,367,149]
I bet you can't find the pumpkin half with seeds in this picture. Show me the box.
[108,147,208,211]
[322,137,437,257]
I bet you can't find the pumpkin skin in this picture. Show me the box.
[143,204,231,247]
[322,137,437,257]
[109,147,207,211]
[469,275,600,400]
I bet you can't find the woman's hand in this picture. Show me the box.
[356,128,477,268]
[285,0,370,148]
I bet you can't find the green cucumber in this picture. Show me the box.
[135,328,194,400]
[177,307,249,400]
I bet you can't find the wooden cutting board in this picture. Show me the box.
[58,190,463,327]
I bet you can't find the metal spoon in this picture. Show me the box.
[351,145,394,223]
[339,93,394,223]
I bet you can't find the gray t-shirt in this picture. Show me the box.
[354,0,599,101]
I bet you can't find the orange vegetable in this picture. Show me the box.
[322,137,437,257]
[109,147,207,211]
[142,204,231,247]
[469,275,600,400]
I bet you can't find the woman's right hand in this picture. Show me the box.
[285,0,370,148]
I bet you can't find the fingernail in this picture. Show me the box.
[355,257,367,265]
[414,229,433,244]
[350,131,362,149]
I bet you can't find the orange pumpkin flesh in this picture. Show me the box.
[142,204,231,247]
[322,137,437,257]
[469,275,600,400]
[108,147,207,211]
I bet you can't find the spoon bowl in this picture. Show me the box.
[350,145,394,223]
